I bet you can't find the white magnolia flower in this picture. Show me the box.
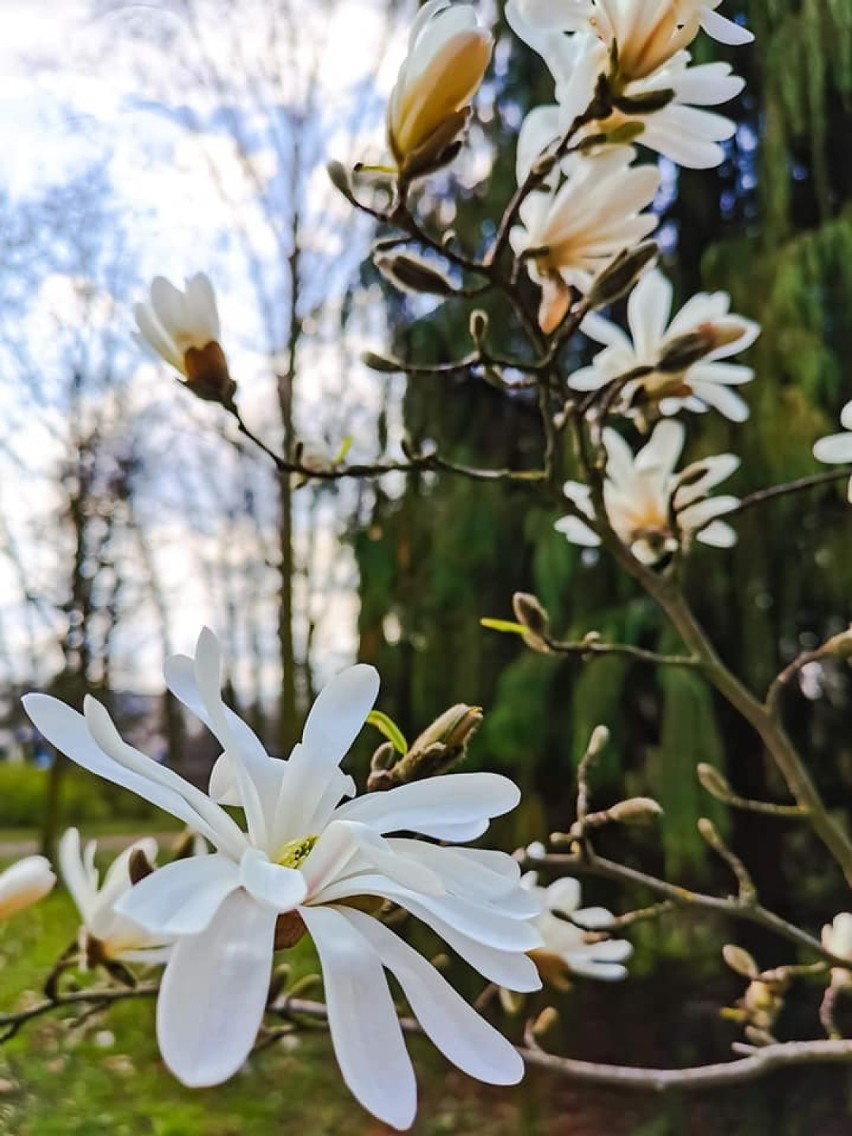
[822,912,852,988]
[569,269,760,421]
[59,828,172,968]
[813,401,852,503]
[524,874,632,983]
[508,10,744,169]
[510,0,752,54]
[556,419,740,563]
[25,629,540,1132]
[511,146,660,330]
[0,855,55,922]
[387,0,492,176]
[134,274,235,406]
[675,1,754,45]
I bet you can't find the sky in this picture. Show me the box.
[0,0,417,701]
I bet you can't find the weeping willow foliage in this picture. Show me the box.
[356,1,851,888]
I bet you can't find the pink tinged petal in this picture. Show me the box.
[814,433,852,464]
[300,905,417,1132]
[331,773,519,838]
[701,7,754,45]
[239,849,307,912]
[342,907,524,1086]
[114,854,240,936]
[157,889,277,1087]
[22,695,245,859]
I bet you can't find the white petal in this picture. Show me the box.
[157,889,276,1087]
[302,663,380,760]
[554,515,600,547]
[695,519,738,547]
[814,433,852,464]
[332,773,519,838]
[342,907,524,1086]
[22,695,245,859]
[544,877,581,915]
[115,854,241,936]
[239,849,308,912]
[58,828,98,922]
[701,7,754,45]
[301,905,417,1132]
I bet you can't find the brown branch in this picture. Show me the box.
[532,851,848,967]
[727,469,852,517]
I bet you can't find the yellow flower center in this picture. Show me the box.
[275,834,318,869]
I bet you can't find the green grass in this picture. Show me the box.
[0,892,550,1136]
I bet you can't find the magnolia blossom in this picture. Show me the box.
[507,9,744,169]
[556,420,740,564]
[511,146,659,330]
[813,401,852,503]
[524,874,632,984]
[0,855,55,922]
[134,274,235,406]
[569,269,760,422]
[676,0,754,45]
[510,0,752,51]
[59,828,172,968]
[387,0,492,176]
[25,629,540,1132]
[822,913,852,988]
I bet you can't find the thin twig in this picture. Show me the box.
[727,469,852,517]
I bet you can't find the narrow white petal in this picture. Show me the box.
[22,695,245,858]
[332,773,519,837]
[301,905,417,1132]
[157,889,276,1087]
[814,433,852,464]
[115,854,240,936]
[239,849,307,912]
[695,519,738,547]
[342,908,524,1085]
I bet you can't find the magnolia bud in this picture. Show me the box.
[588,242,658,310]
[469,309,489,345]
[607,797,663,827]
[531,1006,560,1041]
[183,342,237,409]
[697,763,733,802]
[326,160,358,205]
[370,741,396,772]
[657,320,747,374]
[512,592,550,639]
[374,253,455,297]
[821,627,852,659]
[587,725,611,757]
[362,350,402,374]
[612,88,676,115]
[723,944,759,979]
[412,704,482,755]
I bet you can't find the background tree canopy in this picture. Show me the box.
[356,0,852,923]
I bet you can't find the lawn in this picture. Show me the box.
[0,881,554,1136]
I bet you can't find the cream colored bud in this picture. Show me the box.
[374,253,455,297]
[412,704,482,754]
[608,797,663,827]
[512,592,550,640]
[0,856,56,922]
[587,242,658,310]
[388,0,492,177]
[531,1006,560,1041]
[697,763,733,802]
[723,944,759,979]
[587,725,611,757]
